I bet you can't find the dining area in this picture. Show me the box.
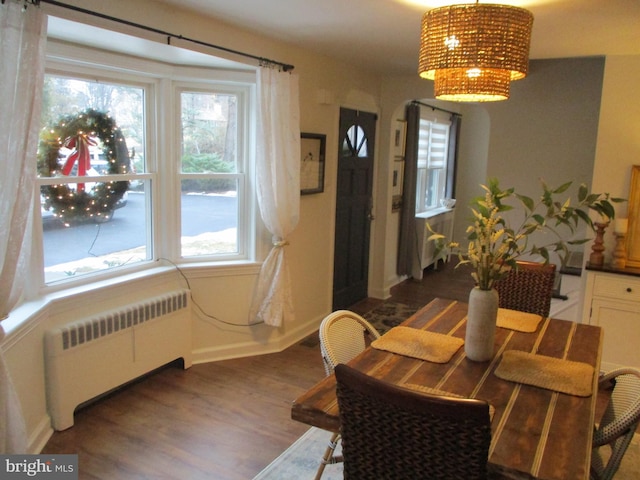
[291,295,640,479]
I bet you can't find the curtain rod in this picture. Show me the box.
[411,100,461,117]
[34,0,295,72]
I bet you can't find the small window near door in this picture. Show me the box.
[415,113,451,213]
[342,125,368,157]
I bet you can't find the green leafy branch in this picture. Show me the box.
[427,178,626,290]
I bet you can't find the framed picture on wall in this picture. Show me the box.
[392,158,404,196]
[391,158,404,212]
[393,119,406,158]
[300,132,326,195]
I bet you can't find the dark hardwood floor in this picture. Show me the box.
[42,262,470,480]
[44,261,610,479]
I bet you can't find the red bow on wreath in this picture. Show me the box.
[61,133,97,192]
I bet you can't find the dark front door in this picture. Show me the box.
[332,108,377,310]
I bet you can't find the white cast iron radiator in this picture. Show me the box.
[44,290,193,431]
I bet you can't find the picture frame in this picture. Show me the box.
[392,158,405,196]
[392,195,403,212]
[393,119,406,158]
[626,165,640,267]
[300,132,326,195]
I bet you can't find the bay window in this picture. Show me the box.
[36,43,255,287]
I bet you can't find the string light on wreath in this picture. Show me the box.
[38,109,131,224]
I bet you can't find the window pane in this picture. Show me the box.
[415,117,451,214]
[180,90,241,258]
[181,92,237,173]
[342,125,368,157]
[43,183,151,283]
[180,178,239,256]
[40,76,145,175]
[38,75,149,283]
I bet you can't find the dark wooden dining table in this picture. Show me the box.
[291,297,603,480]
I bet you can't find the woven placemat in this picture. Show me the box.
[494,350,595,397]
[371,326,463,363]
[496,308,542,333]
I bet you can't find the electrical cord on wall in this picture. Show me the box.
[159,257,265,327]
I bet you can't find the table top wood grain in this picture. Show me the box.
[291,298,603,480]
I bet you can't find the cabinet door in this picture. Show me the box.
[590,298,640,370]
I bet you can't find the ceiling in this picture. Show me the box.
[149,0,640,75]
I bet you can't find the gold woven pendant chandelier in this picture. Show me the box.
[418,2,534,102]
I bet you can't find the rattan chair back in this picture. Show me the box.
[591,368,640,480]
[494,260,556,317]
[335,363,492,480]
[319,310,381,376]
[314,311,381,479]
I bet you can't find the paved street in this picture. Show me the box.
[43,192,237,267]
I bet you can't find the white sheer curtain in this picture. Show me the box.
[0,1,47,453]
[249,67,300,327]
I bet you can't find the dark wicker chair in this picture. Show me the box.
[494,261,556,318]
[334,363,492,480]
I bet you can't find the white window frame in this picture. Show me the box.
[415,110,451,214]
[34,40,257,292]
[175,83,251,262]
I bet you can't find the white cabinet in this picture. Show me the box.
[582,269,640,371]
[412,208,455,280]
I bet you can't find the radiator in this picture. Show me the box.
[412,208,455,280]
[44,290,193,431]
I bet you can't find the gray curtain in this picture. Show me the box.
[446,114,461,199]
[396,102,420,276]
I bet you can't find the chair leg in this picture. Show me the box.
[314,432,341,480]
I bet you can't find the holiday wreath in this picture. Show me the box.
[38,109,130,223]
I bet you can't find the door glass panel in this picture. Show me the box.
[342,125,368,157]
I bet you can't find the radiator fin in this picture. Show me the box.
[58,290,188,351]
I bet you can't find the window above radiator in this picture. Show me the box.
[34,34,257,288]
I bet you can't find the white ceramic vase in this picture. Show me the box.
[465,287,499,362]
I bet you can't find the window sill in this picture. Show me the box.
[3,260,262,344]
[415,206,455,219]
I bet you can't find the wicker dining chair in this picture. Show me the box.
[334,363,492,480]
[494,260,556,318]
[314,310,381,480]
[591,368,640,480]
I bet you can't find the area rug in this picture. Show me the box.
[362,301,423,334]
[254,428,640,479]
[253,427,342,479]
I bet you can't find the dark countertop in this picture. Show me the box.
[585,263,640,278]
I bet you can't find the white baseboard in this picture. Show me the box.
[31,415,54,454]
[191,316,322,364]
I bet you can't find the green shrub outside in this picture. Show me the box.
[181,153,235,193]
